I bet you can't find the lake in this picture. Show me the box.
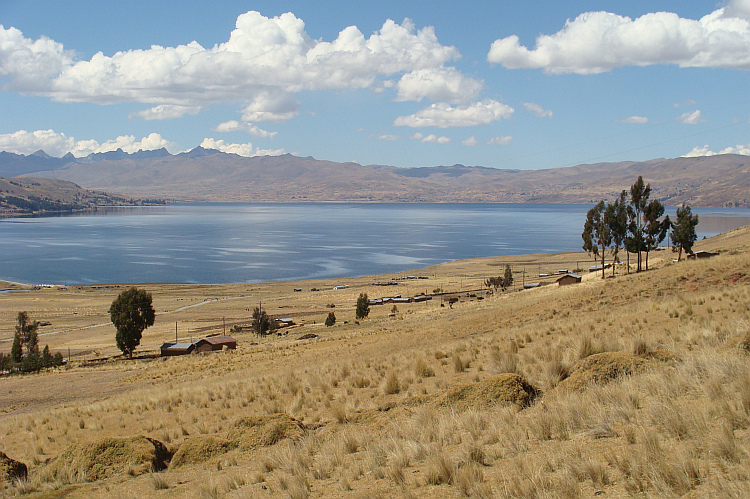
[1,203,749,285]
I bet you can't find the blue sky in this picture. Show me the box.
[1,0,749,169]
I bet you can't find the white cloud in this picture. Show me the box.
[462,136,478,146]
[725,0,750,21]
[677,109,704,124]
[0,26,73,92]
[487,136,513,146]
[487,7,750,73]
[130,105,202,121]
[215,120,277,138]
[395,67,482,104]
[1,12,466,121]
[200,138,285,157]
[0,129,174,157]
[683,142,750,157]
[424,134,450,144]
[409,132,450,144]
[377,134,399,141]
[240,90,301,123]
[616,116,648,124]
[523,102,553,119]
[0,129,75,157]
[394,99,514,128]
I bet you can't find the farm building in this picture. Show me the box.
[160,336,237,356]
[688,250,716,259]
[557,273,582,286]
[200,336,237,351]
[160,341,197,356]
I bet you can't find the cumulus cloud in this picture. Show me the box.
[1,12,465,120]
[200,138,285,157]
[377,134,399,141]
[487,136,513,146]
[523,102,553,119]
[461,136,478,146]
[130,105,202,121]
[215,120,277,138]
[487,5,750,73]
[677,110,704,124]
[395,67,482,104]
[394,99,513,128]
[410,133,450,144]
[616,116,648,124]
[240,90,301,122]
[0,129,174,157]
[683,142,750,157]
[0,26,73,92]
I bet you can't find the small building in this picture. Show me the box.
[557,273,582,286]
[523,283,541,289]
[200,335,237,351]
[688,250,716,259]
[160,342,196,356]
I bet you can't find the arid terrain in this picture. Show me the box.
[1,226,750,498]
[16,149,750,207]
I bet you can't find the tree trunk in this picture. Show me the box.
[600,245,606,279]
[678,246,683,262]
[626,251,630,274]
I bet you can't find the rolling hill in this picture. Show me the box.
[7,148,750,207]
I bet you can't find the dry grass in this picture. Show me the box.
[0,229,749,497]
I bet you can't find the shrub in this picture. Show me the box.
[325,312,336,327]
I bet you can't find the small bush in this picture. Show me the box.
[325,312,336,327]
[414,357,435,378]
[384,371,400,395]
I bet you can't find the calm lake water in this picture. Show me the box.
[1,203,749,285]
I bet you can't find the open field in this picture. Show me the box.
[1,227,750,498]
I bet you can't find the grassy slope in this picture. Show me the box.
[0,228,749,497]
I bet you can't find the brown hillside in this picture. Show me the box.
[31,152,750,206]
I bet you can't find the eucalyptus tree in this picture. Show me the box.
[605,191,629,277]
[582,200,611,279]
[109,287,155,358]
[643,199,670,270]
[627,176,651,272]
[671,204,699,261]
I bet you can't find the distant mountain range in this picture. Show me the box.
[2,147,749,207]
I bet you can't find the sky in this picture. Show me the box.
[1,0,749,169]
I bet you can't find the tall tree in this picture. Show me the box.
[503,264,514,288]
[582,200,611,279]
[628,176,651,272]
[356,293,370,319]
[109,287,155,358]
[252,306,276,336]
[606,191,629,277]
[10,331,22,364]
[671,204,699,261]
[22,329,40,372]
[643,199,670,270]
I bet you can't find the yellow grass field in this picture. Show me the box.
[1,226,749,498]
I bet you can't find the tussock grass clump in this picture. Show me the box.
[557,351,660,391]
[435,373,540,410]
[384,371,400,395]
[48,436,170,482]
[169,435,233,468]
[230,413,306,449]
[414,357,435,378]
